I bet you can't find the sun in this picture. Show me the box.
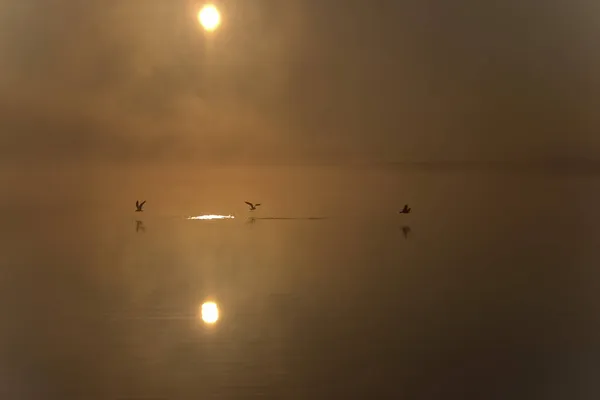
[198,4,221,31]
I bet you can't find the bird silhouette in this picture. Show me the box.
[244,201,261,211]
[135,200,146,212]
[398,204,411,214]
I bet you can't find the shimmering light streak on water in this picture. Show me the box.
[186,214,235,220]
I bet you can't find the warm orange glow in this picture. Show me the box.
[201,301,219,324]
[198,5,221,31]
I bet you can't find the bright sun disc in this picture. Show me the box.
[201,301,219,324]
[198,5,221,31]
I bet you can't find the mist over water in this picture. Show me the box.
[2,0,600,396]
[1,164,599,399]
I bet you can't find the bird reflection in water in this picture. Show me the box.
[402,226,411,239]
[246,217,256,224]
[135,220,146,233]
[201,301,219,324]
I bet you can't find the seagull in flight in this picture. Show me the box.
[135,200,146,212]
[398,204,411,214]
[244,201,261,211]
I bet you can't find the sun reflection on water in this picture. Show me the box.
[187,214,235,220]
[201,301,219,324]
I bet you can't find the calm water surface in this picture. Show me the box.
[1,166,599,399]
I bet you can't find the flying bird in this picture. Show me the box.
[244,201,261,211]
[398,204,411,214]
[135,200,146,212]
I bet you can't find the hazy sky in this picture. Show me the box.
[0,0,599,165]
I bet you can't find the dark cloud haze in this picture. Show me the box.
[0,0,599,166]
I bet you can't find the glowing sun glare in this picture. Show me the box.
[198,5,221,31]
[201,301,219,324]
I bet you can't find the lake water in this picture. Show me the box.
[1,165,599,399]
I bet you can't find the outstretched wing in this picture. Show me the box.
[255,204,261,207]
[136,200,139,208]
[244,201,253,207]
[140,201,146,208]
